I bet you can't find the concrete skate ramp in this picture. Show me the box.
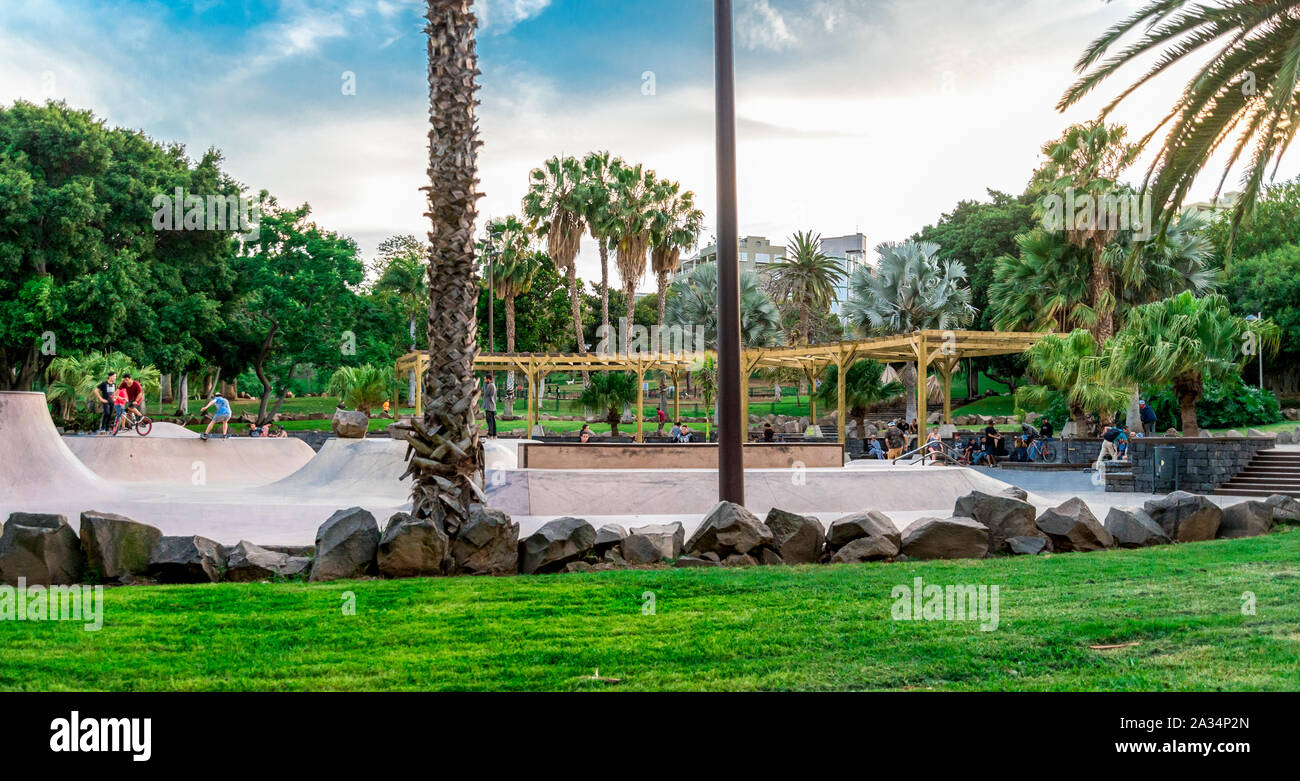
[145,421,200,438]
[259,438,411,501]
[65,435,316,485]
[0,392,121,500]
[494,465,1021,518]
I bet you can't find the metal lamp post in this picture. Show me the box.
[715,0,743,504]
[1246,313,1265,388]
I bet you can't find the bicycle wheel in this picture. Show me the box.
[1041,441,1057,463]
[136,416,153,436]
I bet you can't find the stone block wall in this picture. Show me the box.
[1105,437,1274,494]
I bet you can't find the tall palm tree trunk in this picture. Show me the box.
[1090,246,1113,342]
[1174,372,1202,437]
[656,270,668,328]
[408,0,485,534]
[407,315,418,405]
[505,299,517,418]
[568,265,585,353]
[599,241,611,334]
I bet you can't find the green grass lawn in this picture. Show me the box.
[1211,420,1300,436]
[3,529,1296,691]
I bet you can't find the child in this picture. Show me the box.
[200,392,233,441]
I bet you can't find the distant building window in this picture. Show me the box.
[755,253,771,264]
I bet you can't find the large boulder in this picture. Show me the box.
[1217,501,1274,539]
[519,517,595,574]
[1264,494,1300,525]
[1104,507,1171,548]
[1035,497,1113,552]
[79,511,161,582]
[627,522,685,560]
[309,507,380,582]
[331,409,369,439]
[1143,491,1222,542]
[621,533,669,565]
[900,517,990,560]
[684,501,774,558]
[829,535,898,564]
[148,535,224,583]
[225,540,301,582]
[593,524,627,557]
[377,512,449,578]
[1005,536,1049,555]
[450,506,519,575]
[825,510,899,553]
[763,509,825,564]
[0,513,86,586]
[953,491,1042,554]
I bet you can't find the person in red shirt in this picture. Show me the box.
[120,372,145,416]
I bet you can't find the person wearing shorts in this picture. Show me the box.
[200,392,232,440]
[94,371,117,434]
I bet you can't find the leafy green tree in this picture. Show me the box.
[768,231,845,345]
[522,155,587,354]
[45,351,160,423]
[230,195,364,425]
[1108,292,1280,435]
[578,371,638,437]
[1222,243,1300,393]
[1059,1,1300,254]
[373,234,428,403]
[814,360,905,437]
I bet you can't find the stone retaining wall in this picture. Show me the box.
[1104,437,1275,494]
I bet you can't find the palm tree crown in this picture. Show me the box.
[664,261,785,349]
[768,230,845,345]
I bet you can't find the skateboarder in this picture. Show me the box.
[199,392,232,440]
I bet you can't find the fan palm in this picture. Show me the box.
[478,216,539,417]
[814,360,906,438]
[522,155,587,353]
[578,371,638,438]
[607,161,657,344]
[580,150,621,335]
[664,261,785,349]
[1059,0,1300,259]
[407,0,485,535]
[1016,330,1130,434]
[326,364,398,416]
[1107,291,1279,435]
[768,230,845,345]
[843,240,975,421]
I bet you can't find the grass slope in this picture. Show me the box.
[2,530,1296,691]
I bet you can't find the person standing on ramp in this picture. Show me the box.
[199,392,233,441]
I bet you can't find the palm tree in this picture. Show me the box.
[1058,0,1300,256]
[843,240,975,422]
[478,216,539,417]
[373,239,428,404]
[814,360,905,438]
[664,261,785,349]
[1015,330,1129,435]
[326,364,398,416]
[408,0,484,535]
[1108,292,1279,436]
[522,155,587,353]
[648,181,704,327]
[1029,122,1141,342]
[580,151,620,336]
[768,230,845,345]
[45,352,160,424]
[608,161,656,347]
[578,371,638,438]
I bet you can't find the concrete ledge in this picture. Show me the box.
[516,441,844,470]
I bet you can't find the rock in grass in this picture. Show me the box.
[1264,494,1300,525]
[378,512,449,578]
[225,540,295,582]
[1005,536,1049,555]
[1104,507,1171,548]
[900,517,990,560]
[1217,501,1274,539]
[0,513,86,586]
[953,491,1043,554]
[763,508,825,564]
[148,535,224,584]
[79,511,161,582]
[519,517,595,574]
[450,507,519,576]
[593,524,627,557]
[1142,492,1221,542]
[627,522,685,560]
[829,535,898,563]
[685,501,773,558]
[825,510,897,553]
[309,507,380,582]
[1035,497,1113,552]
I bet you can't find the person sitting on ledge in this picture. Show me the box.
[865,438,885,459]
[763,422,775,442]
[578,424,593,443]
[677,423,694,443]
[669,421,683,441]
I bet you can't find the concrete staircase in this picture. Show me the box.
[1218,449,1300,498]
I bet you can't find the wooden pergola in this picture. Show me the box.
[395,330,1043,445]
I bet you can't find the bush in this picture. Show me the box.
[1144,375,1281,430]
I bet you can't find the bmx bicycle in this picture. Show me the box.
[1027,436,1057,463]
[110,405,153,436]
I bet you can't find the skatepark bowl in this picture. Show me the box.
[0,390,1256,549]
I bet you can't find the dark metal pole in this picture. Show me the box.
[714,0,744,505]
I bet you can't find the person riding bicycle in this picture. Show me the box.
[109,384,129,433]
[120,372,144,417]
[200,392,233,441]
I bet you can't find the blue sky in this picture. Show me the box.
[3,0,1296,288]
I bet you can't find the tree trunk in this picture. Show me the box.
[568,264,585,354]
[1173,371,1202,436]
[656,270,668,328]
[408,315,418,404]
[177,373,189,416]
[599,241,611,335]
[902,362,919,423]
[410,0,486,535]
[505,299,517,418]
[1090,245,1113,342]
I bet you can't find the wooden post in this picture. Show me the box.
[941,358,954,424]
[740,365,750,444]
[415,356,424,419]
[804,364,817,432]
[836,354,847,444]
[671,368,681,423]
[917,335,929,446]
[636,366,646,443]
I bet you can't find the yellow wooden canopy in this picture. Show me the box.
[395,329,1043,445]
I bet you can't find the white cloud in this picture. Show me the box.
[737,0,798,52]
[478,0,552,33]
